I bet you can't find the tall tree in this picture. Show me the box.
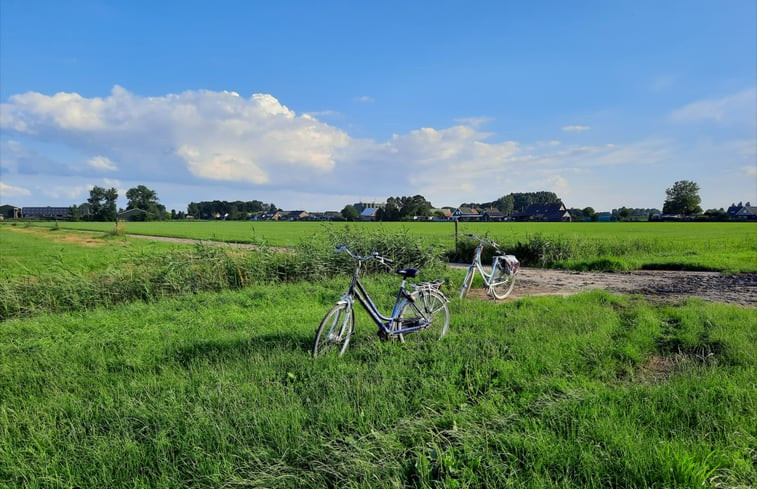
[341,204,359,221]
[87,186,118,221]
[126,185,166,220]
[662,180,702,216]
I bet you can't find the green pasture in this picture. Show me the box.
[1,279,755,488]
[0,226,193,280]
[9,220,757,272]
[1,220,755,487]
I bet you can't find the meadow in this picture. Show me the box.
[12,219,757,273]
[1,224,755,488]
[1,280,755,488]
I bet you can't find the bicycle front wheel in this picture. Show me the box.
[312,303,354,358]
[396,290,449,342]
[459,267,474,299]
[489,272,516,300]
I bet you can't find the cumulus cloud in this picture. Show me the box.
[562,125,591,132]
[1,86,350,186]
[6,85,739,210]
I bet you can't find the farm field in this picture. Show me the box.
[1,225,755,487]
[1,280,755,488]
[10,220,757,273]
[0,226,193,280]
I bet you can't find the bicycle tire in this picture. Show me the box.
[489,272,516,300]
[312,303,354,358]
[395,290,449,342]
[459,267,474,299]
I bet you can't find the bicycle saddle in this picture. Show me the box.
[396,268,418,278]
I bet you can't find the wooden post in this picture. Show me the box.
[454,218,459,250]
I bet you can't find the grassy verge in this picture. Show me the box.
[0,227,446,320]
[1,282,754,488]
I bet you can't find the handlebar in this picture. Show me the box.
[335,244,394,266]
[463,234,500,248]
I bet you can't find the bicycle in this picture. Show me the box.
[312,245,450,358]
[458,234,520,300]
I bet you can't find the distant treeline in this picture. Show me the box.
[187,200,277,220]
[461,192,562,214]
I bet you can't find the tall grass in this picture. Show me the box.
[0,227,445,320]
[1,283,754,488]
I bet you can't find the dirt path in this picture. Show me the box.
[127,233,756,307]
[497,267,757,308]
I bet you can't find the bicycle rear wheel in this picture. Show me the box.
[396,290,449,342]
[312,303,354,358]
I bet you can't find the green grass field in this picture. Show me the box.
[8,220,757,273]
[0,226,193,280]
[1,225,755,487]
[1,280,755,488]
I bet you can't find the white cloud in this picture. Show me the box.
[2,85,753,211]
[0,181,32,197]
[743,165,757,177]
[88,155,118,171]
[670,88,757,123]
[562,125,591,132]
[1,86,350,186]
[354,95,374,103]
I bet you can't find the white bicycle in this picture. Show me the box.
[459,234,520,300]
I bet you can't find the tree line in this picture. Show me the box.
[66,179,742,222]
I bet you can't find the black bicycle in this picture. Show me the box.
[312,245,450,358]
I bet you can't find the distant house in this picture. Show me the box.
[0,204,21,219]
[734,205,757,220]
[281,210,309,221]
[257,210,282,220]
[360,207,379,221]
[353,202,386,213]
[21,206,71,219]
[482,208,506,222]
[322,211,343,221]
[117,208,150,221]
[512,203,572,222]
[451,207,481,221]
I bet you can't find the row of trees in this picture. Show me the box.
[462,191,563,215]
[71,185,167,221]
[187,200,277,220]
[68,179,725,223]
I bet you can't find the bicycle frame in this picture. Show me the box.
[459,234,518,300]
[466,243,505,287]
[341,256,432,336]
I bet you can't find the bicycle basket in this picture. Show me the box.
[493,254,520,277]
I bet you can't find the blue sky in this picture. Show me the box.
[1,0,755,213]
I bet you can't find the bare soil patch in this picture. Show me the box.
[508,267,756,308]
[7,226,104,247]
